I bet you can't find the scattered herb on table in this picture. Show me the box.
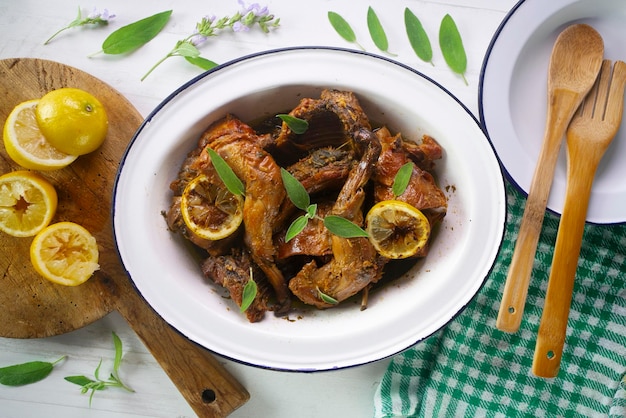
[65,332,134,407]
[91,10,172,56]
[439,14,468,85]
[0,356,66,386]
[366,7,395,56]
[141,2,280,81]
[328,11,364,51]
[44,7,115,45]
[404,8,433,65]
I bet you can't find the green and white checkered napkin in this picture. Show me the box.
[374,180,626,417]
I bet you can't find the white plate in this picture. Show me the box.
[113,48,505,371]
[479,0,626,224]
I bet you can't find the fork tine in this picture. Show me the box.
[580,60,611,119]
[605,60,626,124]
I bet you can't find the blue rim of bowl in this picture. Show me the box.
[112,46,507,371]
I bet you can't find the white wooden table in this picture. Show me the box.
[0,1,516,416]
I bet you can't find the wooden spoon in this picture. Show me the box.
[533,60,626,377]
[496,24,604,333]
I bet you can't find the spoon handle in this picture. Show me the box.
[496,90,581,333]
[532,148,599,378]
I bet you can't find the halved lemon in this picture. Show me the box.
[365,200,431,259]
[180,174,244,241]
[3,99,78,170]
[30,221,100,286]
[0,170,58,237]
[35,88,108,156]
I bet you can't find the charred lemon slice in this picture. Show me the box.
[365,200,431,259]
[181,174,244,241]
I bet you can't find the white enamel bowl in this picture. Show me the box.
[113,48,506,371]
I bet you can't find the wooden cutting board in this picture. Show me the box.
[0,58,249,417]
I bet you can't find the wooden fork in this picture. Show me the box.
[532,60,626,378]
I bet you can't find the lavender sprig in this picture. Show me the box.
[44,7,115,45]
[141,1,280,81]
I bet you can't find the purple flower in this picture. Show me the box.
[238,0,268,17]
[190,34,209,46]
[232,21,250,32]
[87,7,115,22]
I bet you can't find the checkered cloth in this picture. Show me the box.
[374,180,626,417]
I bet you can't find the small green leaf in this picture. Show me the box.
[280,168,310,210]
[439,14,468,85]
[277,114,309,135]
[65,375,96,387]
[367,7,394,55]
[404,8,433,65]
[306,203,317,219]
[317,287,339,305]
[207,148,245,196]
[185,56,219,71]
[172,41,201,58]
[112,332,123,375]
[392,162,413,197]
[328,11,364,50]
[100,10,172,55]
[240,270,258,312]
[324,215,368,238]
[0,359,60,386]
[285,215,309,242]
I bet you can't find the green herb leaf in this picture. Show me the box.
[367,7,394,56]
[328,11,364,51]
[280,168,310,210]
[324,215,368,238]
[207,148,245,196]
[392,162,413,197]
[240,270,258,312]
[277,114,309,134]
[0,357,64,386]
[404,8,433,65]
[112,332,123,375]
[185,56,219,71]
[285,215,309,242]
[439,14,468,85]
[317,287,339,305]
[99,10,172,55]
[65,375,96,387]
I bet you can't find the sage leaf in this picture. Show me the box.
[324,215,368,238]
[112,332,123,375]
[280,168,310,210]
[317,287,339,305]
[207,148,245,196]
[367,7,395,56]
[240,273,258,312]
[185,56,218,71]
[277,114,309,134]
[99,10,172,55]
[439,14,468,85]
[328,11,364,50]
[65,375,96,387]
[0,357,65,386]
[404,8,433,65]
[392,162,413,197]
[285,215,309,242]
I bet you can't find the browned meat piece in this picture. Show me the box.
[201,250,272,322]
[289,129,385,308]
[374,127,448,229]
[402,134,444,171]
[275,201,334,260]
[272,89,372,162]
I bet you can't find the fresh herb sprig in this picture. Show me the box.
[367,7,395,56]
[328,11,364,51]
[281,168,368,241]
[277,114,309,134]
[207,148,245,196]
[0,356,66,386]
[392,162,413,197]
[404,8,433,66]
[142,2,280,81]
[240,268,258,312]
[44,7,115,45]
[65,332,134,406]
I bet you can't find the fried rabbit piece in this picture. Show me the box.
[289,128,385,308]
[184,115,291,312]
[373,127,448,232]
